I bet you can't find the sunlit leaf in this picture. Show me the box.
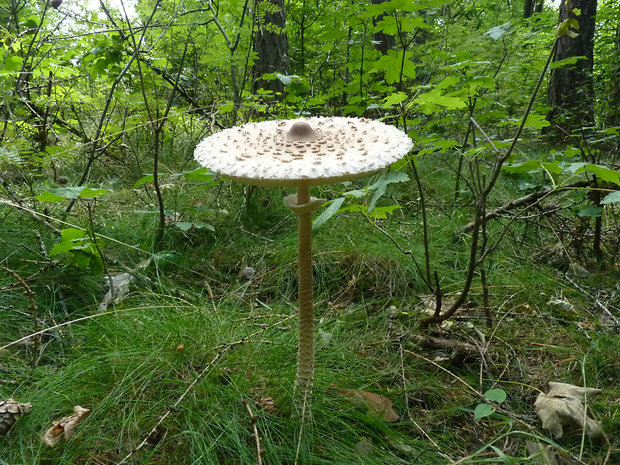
[174,222,215,232]
[133,174,155,188]
[484,388,507,403]
[313,197,345,232]
[601,191,620,205]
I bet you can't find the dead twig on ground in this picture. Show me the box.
[243,399,265,465]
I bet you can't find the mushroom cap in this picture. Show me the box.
[194,117,413,187]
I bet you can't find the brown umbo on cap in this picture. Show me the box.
[194,117,413,187]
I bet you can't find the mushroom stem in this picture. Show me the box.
[283,188,326,408]
[294,183,314,404]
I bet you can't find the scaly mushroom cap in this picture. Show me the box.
[194,117,413,187]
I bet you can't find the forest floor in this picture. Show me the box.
[1,153,619,464]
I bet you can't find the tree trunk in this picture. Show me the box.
[546,0,598,137]
[524,0,544,17]
[252,0,289,94]
[534,0,544,14]
[608,23,620,125]
[372,0,395,55]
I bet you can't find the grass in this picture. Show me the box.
[1,152,619,464]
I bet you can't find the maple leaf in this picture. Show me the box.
[534,382,603,439]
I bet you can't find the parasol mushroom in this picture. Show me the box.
[194,116,412,405]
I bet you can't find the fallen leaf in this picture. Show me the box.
[42,405,91,447]
[332,385,400,422]
[534,382,603,439]
[99,272,134,311]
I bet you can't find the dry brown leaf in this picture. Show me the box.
[332,385,400,422]
[534,382,603,439]
[42,405,91,447]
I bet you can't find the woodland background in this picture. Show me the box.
[0,0,619,463]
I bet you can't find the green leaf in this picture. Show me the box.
[133,174,155,188]
[1,55,23,73]
[601,191,620,205]
[435,76,461,90]
[484,22,511,41]
[36,186,86,201]
[183,167,214,182]
[368,171,409,213]
[489,445,515,465]
[413,88,467,114]
[49,228,90,256]
[474,403,495,420]
[577,206,603,217]
[174,222,215,232]
[313,197,345,232]
[484,388,507,403]
[583,164,620,185]
[218,102,235,113]
[79,187,109,198]
[368,204,402,219]
[35,191,66,203]
[384,91,407,107]
[550,55,587,70]
[523,113,551,129]
[373,50,415,84]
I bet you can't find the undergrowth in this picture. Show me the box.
[1,153,618,464]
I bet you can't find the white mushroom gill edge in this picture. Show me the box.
[194,117,413,187]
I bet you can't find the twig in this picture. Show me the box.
[460,181,590,233]
[2,266,40,362]
[242,399,264,465]
[0,175,60,235]
[402,348,480,398]
[370,221,431,290]
[563,274,619,327]
[117,316,294,464]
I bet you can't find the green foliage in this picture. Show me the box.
[36,186,109,203]
[0,0,618,463]
[473,388,507,420]
[49,228,103,273]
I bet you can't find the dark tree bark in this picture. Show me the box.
[535,0,544,14]
[608,23,620,125]
[523,0,544,18]
[546,0,598,136]
[252,0,289,94]
[372,0,395,55]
